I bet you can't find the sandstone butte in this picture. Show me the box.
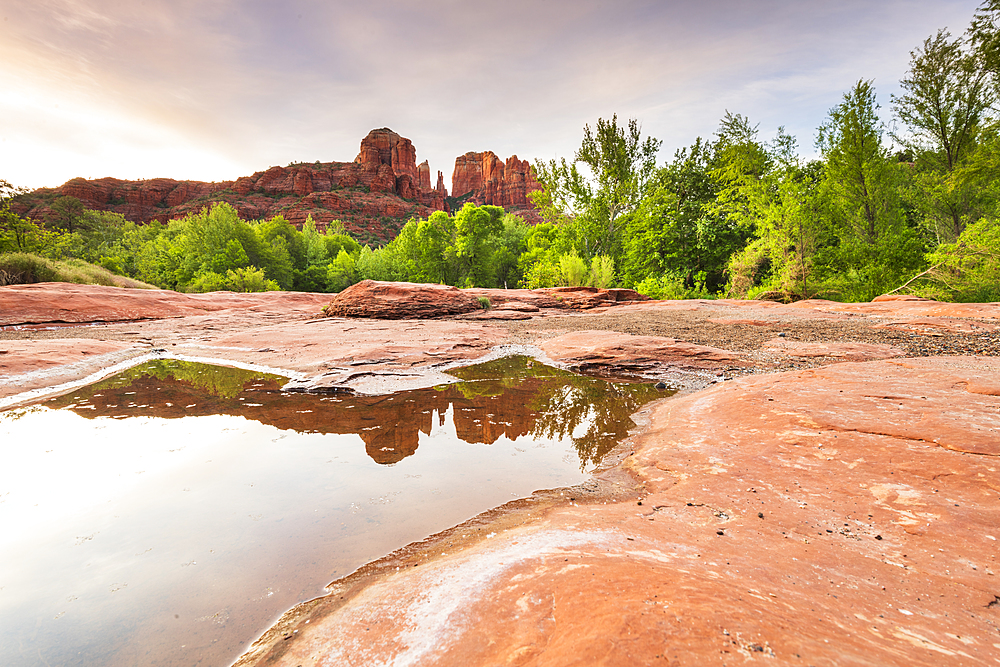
[1,281,999,666]
[13,130,544,243]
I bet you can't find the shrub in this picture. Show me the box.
[558,251,588,286]
[0,252,156,289]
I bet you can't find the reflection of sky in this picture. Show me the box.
[0,402,588,667]
[0,0,982,189]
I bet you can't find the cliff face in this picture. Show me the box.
[15,129,540,243]
[451,151,542,211]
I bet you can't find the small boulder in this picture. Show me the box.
[323,280,482,319]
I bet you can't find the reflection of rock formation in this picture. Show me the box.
[53,359,659,467]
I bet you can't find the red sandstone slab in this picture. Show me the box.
[241,356,1000,666]
[0,339,146,401]
[762,338,906,361]
[0,282,329,326]
[539,330,743,371]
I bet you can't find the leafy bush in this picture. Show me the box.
[589,255,615,288]
[911,216,1000,302]
[0,252,156,288]
[558,251,588,286]
[635,271,715,300]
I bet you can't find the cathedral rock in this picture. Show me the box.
[451,151,543,210]
[14,128,543,244]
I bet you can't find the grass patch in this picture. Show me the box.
[0,253,158,289]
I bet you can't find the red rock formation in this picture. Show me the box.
[417,160,431,191]
[451,151,485,198]
[15,128,542,242]
[451,151,542,211]
[323,280,483,319]
[354,128,418,181]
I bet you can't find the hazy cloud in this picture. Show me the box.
[0,0,984,189]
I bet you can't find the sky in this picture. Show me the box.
[0,0,985,191]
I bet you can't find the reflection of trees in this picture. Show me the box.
[51,357,667,469]
[85,360,283,400]
[529,377,662,468]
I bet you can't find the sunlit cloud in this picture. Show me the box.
[0,0,985,191]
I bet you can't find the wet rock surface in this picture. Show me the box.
[238,357,1000,667]
[2,283,1000,665]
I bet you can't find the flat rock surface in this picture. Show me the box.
[3,283,1000,666]
[239,356,1000,667]
[762,338,906,361]
[539,330,745,371]
[0,282,329,326]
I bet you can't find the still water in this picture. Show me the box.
[0,356,663,667]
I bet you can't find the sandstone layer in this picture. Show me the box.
[540,330,744,372]
[325,281,649,320]
[322,280,484,319]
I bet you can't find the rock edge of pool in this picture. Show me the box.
[2,282,999,667]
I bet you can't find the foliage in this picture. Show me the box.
[917,215,1000,301]
[589,255,615,288]
[816,80,926,301]
[558,250,588,286]
[0,252,156,288]
[892,28,997,242]
[535,115,660,260]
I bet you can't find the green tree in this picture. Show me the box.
[818,80,926,300]
[1,180,56,254]
[453,203,504,287]
[50,196,87,233]
[893,29,996,241]
[415,211,457,284]
[535,115,660,259]
[621,137,744,292]
[919,214,1000,301]
[326,249,358,292]
[494,214,529,288]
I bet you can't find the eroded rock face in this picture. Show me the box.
[450,151,543,211]
[13,129,454,243]
[353,128,418,181]
[466,286,648,311]
[239,356,1000,667]
[322,280,483,319]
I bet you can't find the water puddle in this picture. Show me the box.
[0,356,668,667]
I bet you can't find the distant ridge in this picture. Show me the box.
[13,129,543,245]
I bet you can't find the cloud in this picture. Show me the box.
[0,0,985,190]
